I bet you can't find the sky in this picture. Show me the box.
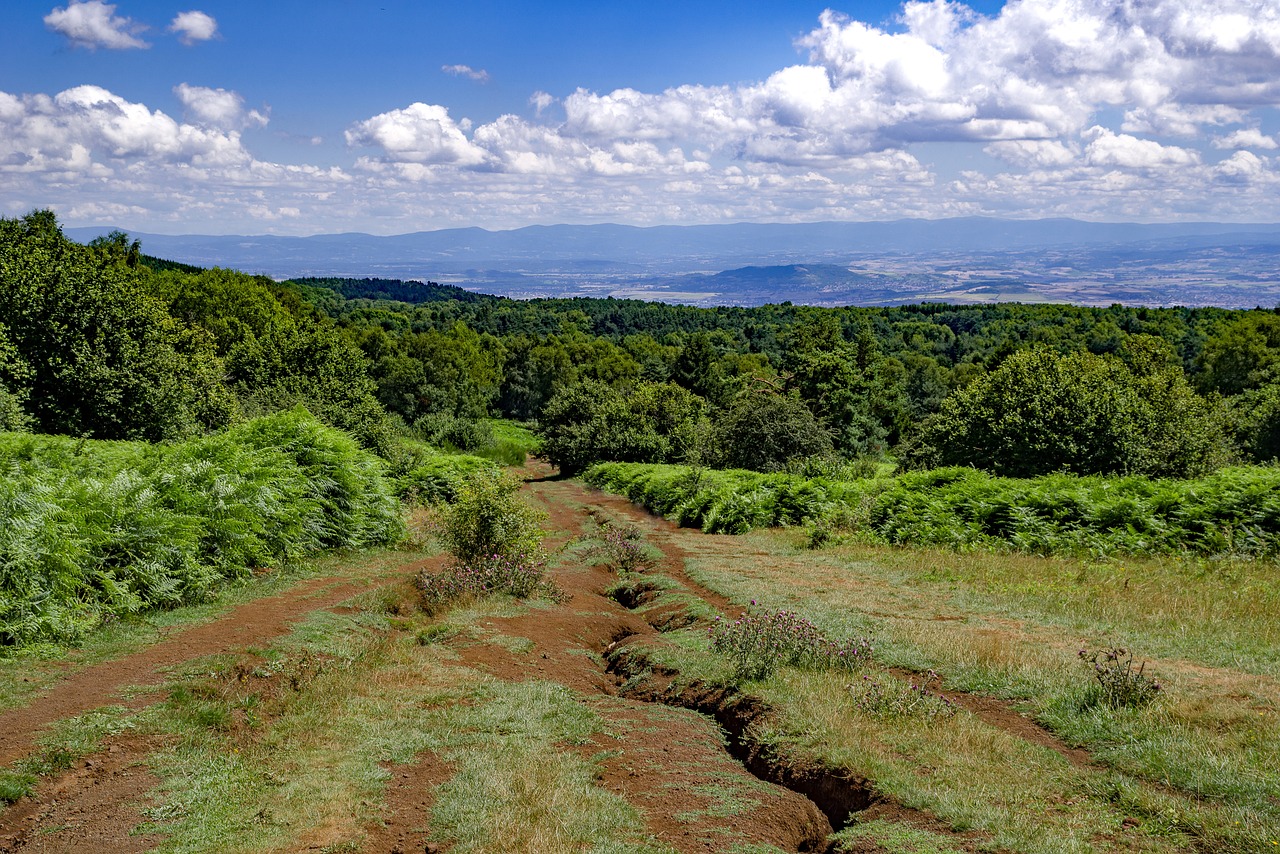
[2,0,1280,235]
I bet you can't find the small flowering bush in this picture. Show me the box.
[417,469,557,612]
[849,670,957,720]
[708,603,874,681]
[417,551,556,614]
[1078,645,1163,709]
[592,520,655,574]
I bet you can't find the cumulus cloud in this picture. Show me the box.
[530,91,554,116]
[1083,127,1200,169]
[442,64,490,83]
[1214,128,1279,150]
[17,1,1280,233]
[44,0,147,49]
[345,103,487,166]
[174,84,268,130]
[170,10,218,45]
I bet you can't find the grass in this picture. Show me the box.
[832,818,968,853]
[0,545,425,717]
[62,581,671,853]
[610,518,1280,853]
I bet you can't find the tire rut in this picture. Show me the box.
[0,556,441,767]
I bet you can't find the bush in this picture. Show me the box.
[418,470,555,611]
[708,605,874,681]
[413,413,495,453]
[435,469,545,567]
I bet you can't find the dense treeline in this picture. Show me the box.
[3,210,1279,480]
[291,265,1280,477]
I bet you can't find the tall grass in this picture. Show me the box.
[584,462,1280,558]
[0,407,404,648]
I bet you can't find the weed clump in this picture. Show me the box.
[1078,645,1163,709]
[708,604,873,681]
[848,670,957,720]
[591,520,656,574]
[417,469,556,612]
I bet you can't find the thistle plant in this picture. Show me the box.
[1078,645,1163,709]
[849,670,957,720]
[592,520,655,574]
[708,602,873,681]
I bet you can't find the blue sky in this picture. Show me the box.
[2,0,1279,234]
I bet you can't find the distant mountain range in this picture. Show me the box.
[66,218,1280,309]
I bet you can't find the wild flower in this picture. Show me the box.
[849,669,957,720]
[416,548,557,614]
[1078,645,1162,709]
[591,520,655,573]
[707,604,873,681]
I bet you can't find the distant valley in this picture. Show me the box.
[68,218,1280,308]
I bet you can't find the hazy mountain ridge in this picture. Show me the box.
[67,218,1280,308]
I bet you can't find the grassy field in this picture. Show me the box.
[619,525,1280,852]
[0,473,1275,852]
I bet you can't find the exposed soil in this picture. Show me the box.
[0,736,165,854]
[0,467,1111,853]
[0,558,440,769]
[361,753,454,854]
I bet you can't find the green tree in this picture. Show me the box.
[1195,313,1280,395]
[710,390,833,472]
[538,380,707,475]
[0,211,236,440]
[909,347,1224,477]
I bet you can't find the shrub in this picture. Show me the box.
[1078,646,1162,710]
[413,413,495,453]
[418,469,555,612]
[435,469,545,567]
[708,604,873,681]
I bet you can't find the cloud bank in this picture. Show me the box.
[11,0,1280,233]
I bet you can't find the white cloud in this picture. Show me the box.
[529,91,554,116]
[174,84,267,130]
[985,139,1078,168]
[1083,127,1200,169]
[345,103,488,166]
[44,0,147,50]
[1214,128,1279,150]
[442,64,490,83]
[170,11,218,45]
[16,1,1280,233]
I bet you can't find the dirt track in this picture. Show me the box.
[0,472,1088,853]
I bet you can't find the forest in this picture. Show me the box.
[2,209,1280,645]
